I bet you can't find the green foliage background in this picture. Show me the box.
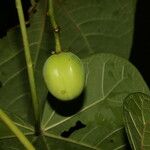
[0,0,149,149]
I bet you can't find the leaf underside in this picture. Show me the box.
[123,93,150,150]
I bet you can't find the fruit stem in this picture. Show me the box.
[15,0,41,134]
[48,0,62,53]
[0,109,35,150]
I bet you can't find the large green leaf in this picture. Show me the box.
[54,0,137,58]
[40,54,149,150]
[123,93,150,150]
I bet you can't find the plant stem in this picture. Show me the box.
[15,0,40,134]
[48,0,62,53]
[0,109,35,150]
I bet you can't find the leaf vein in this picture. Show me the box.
[61,5,93,54]
[3,67,26,86]
[43,111,55,129]
[128,112,142,138]
[96,127,124,146]
[80,126,98,142]
[44,133,100,150]
[113,144,126,150]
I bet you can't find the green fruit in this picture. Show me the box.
[43,52,85,101]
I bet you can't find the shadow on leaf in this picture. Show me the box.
[47,89,85,116]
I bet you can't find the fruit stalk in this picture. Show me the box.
[48,0,62,53]
[0,109,35,150]
[15,0,40,134]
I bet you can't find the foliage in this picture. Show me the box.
[123,93,150,150]
[0,0,149,149]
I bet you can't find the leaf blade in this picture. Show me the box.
[55,0,137,58]
[123,93,150,150]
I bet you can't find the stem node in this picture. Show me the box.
[54,27,60,33]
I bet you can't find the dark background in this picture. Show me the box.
[130,0,150,88]
[0,0,149,88]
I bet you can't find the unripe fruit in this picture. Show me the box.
[43,52,85,101]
